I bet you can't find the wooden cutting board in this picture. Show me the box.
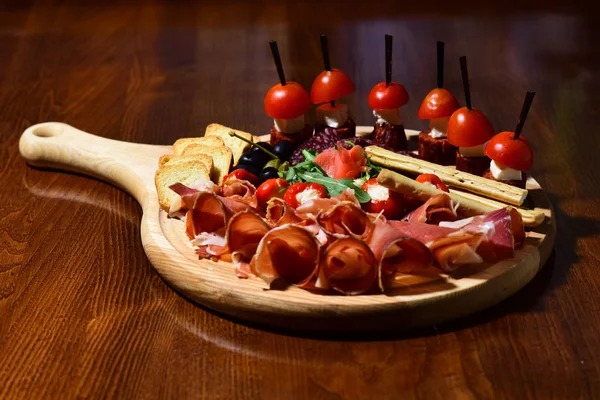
[19,122,556,332]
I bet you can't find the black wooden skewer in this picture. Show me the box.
[269,41,286,86]
[514,91,536,140]
[459,56,471,110]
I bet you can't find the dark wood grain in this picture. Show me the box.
[1,0,599,398]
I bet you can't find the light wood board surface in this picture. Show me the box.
[19,122,556,332]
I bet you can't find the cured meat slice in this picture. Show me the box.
[316,202,373,240]
[367,220,434,290]
[321,238,378,295]
[226,210,271,278]
[168,181,220,217]
[386,220,484,272]
[439,207,525,262]
[403,193,457,225]
[265,197,302,226]
[220,179,258,210]
[187,192,246,257]
[294,198,340,220]
[251,225,320,288]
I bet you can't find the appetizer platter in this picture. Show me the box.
[19,37,555,331]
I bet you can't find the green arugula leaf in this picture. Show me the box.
[297,172,371,203]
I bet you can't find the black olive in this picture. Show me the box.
[234,163,261,177]
[238,151,270,169]
[251,142,274,154]
[273,140,298,161]
[260,167,280,182]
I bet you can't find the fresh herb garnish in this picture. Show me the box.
[297,172,371,203]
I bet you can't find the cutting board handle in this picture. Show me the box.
[19,122,171,206]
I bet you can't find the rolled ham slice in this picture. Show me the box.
[226,210,271,278]
[386,220,484,272]
[265,197,302,226]
[316,202,373,240]
[367,219,434,290]
[321,238,378,295]
[403,193,457,225]
[439,207,525,262]
[221,179,258,210]
[187,192,247,257]
[250,225,321,288]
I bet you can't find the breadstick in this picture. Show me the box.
[366,146,527,206]
[448,188,545,227]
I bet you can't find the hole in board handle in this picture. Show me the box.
[32,124,64,138]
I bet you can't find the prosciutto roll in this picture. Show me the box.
[250,225,321,288]
[316,202,373,240]
[403,193,457,225]
[226,210,271,278]
[320,238,378,295]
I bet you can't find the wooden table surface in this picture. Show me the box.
[1,0,599,398]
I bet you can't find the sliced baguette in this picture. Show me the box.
[155,161,210,211]
[173,136,225,155]
[205,123,254,165]
[163,154,214,172]
[181,144,232,184]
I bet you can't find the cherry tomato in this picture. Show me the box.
[415,174,449,192]
[283,182,328,209]
[361,178,405,219]
[446,107,494,147]
[256,178,289,210]
[223,169,260,186]
[417,88,460,120]
[484,131,534,171]
[310,68,355,104]
[264,82,311,120]
[367,82,409,110]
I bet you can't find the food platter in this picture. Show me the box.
[19,122,555,332]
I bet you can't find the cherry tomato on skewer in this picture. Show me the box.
[484,131,534,172]
[264,82,311,120]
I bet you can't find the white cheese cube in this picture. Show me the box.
[316,104,348,128]
[490,160,522,180]
[274,116,305,134]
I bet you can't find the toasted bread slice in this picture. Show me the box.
[173,136,225,155]
[158,154,174,168]
[155,161,210,211]
[181,144,232,184]
[205,123,254,166]
[164,154,214,172]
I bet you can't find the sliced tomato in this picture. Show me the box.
[283,182,328,209]
[367,82,409,110]
[485,131,534,171]
[447,107,494,147]
[264,82,311,120]
[223,169,259,186]
[361,178,405,219]
[256,178,289,209]
[417,88,460,120]
[311,68,355,104]
[415,174,449,192]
